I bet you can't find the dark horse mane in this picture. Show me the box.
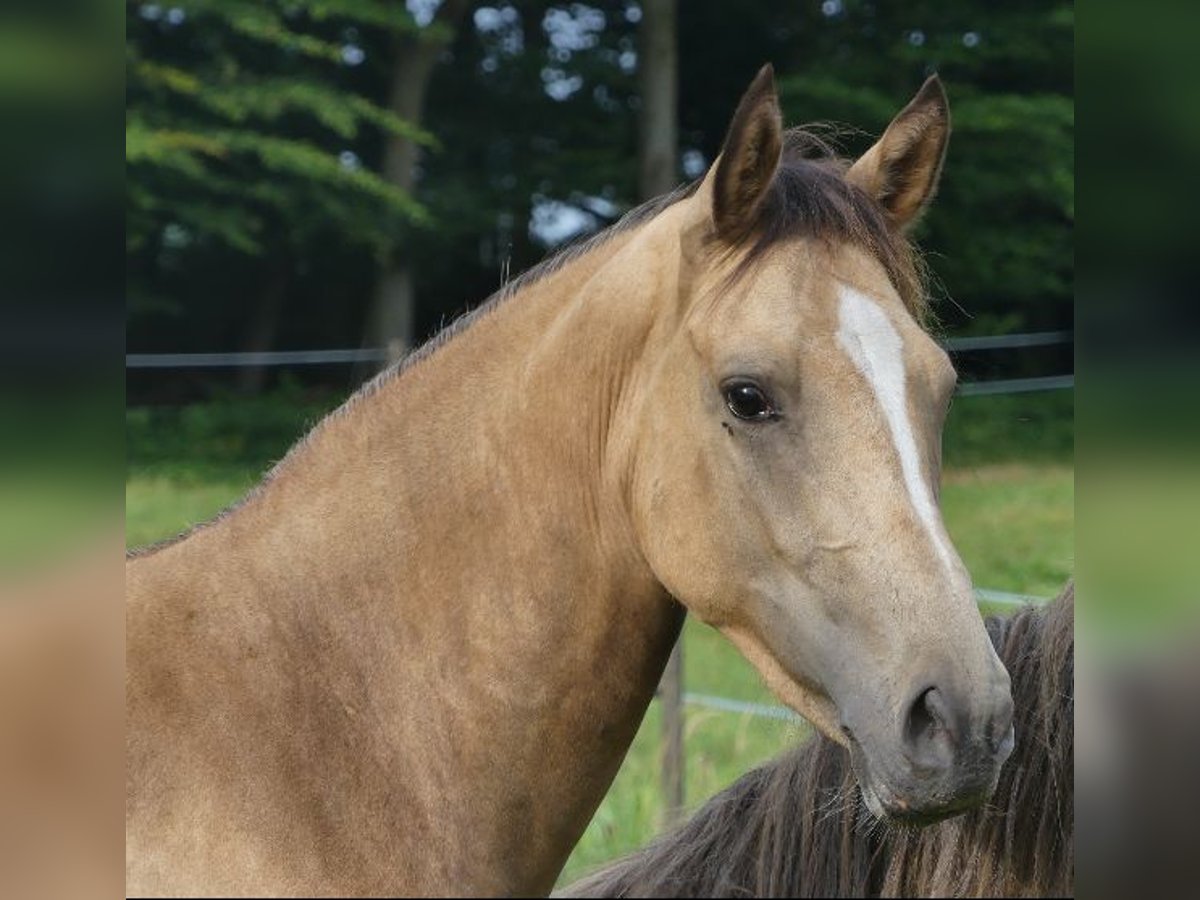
[562,584,1074,898]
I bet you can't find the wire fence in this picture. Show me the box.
[940,330,1072,352]
[675,586,1047,725]
[655,586,1051,824]
[127,330,1074,395]
[956,374,1073,396]
[125,348,390,368]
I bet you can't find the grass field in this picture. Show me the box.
[125,386,1073,886]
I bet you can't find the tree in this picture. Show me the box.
[766,0,1074,337]
[126,0,433,385]
[638,0,678,200]
[370,0,474,361]
[126,1,1073,400]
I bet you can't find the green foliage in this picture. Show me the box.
[942,389,1074,468]
[775,0,1074,335]
[126,0,432,282]
[126,1,1074,379]
[126,379,342,481]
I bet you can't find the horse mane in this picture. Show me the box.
[729,127,928,322]
[560,583,1075,898]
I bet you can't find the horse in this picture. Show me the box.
[561,585,1074,898]
[126,65,1014,895]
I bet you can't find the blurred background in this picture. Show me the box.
[121,0,1074,882]
[125,0,1073,390]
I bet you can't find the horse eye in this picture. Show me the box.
[723,380,776,421]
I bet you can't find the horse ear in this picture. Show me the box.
[711,64,783,241]
[846,75,950,230]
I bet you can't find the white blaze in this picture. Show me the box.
[835,283,958,575]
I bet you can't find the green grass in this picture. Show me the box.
[942,464,1074,598]
[124,388,1073,886]
[124,474,258,549]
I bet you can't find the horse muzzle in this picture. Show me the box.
[843,662,1015,823]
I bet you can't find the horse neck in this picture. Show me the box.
[147,213,688,892]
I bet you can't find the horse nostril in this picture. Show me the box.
[905,687,937,739]
[903,686,954,770]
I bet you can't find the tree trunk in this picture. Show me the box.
[374,267,417,364]
[370,0,472,364]
[639,0,679,200]
[639,0,683,825]
[237,254,290,394]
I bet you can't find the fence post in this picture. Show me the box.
[660,639,685,824]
